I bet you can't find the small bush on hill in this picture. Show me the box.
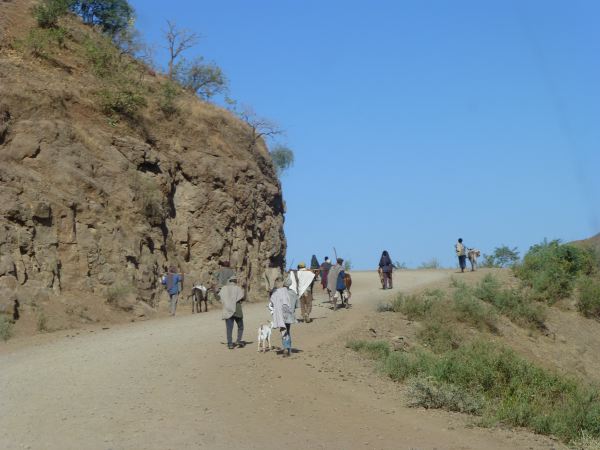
[82,35,147,118]
[19,27,68,58]
[515,239,596,304]
[159,81,179,116]
[99,84,146,117]
[417,318,462,353]
[391,292,435,319]
[83,35,121,77]
[391,287,497,334]
[452,286,498,332]
[407,375,484,414]
[270,145,295,176]
[33,0,72,28]
[347,339,390,360]
[577,276,600,319]
[106,284,132,305]
[474,274,546,330]
[0,316,14,341]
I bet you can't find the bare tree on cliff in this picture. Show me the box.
[236,105,283,151]
[164,20,198,80]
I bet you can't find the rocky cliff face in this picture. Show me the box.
[0,6,286,317]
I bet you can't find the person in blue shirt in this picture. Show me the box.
[162,266,184,316]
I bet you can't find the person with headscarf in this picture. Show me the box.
[161,266,184,316]
[378,250,394,289]
[319,256,332,291]
[310,255,320,281]
[268,275,299,356]
[219,275,245,349]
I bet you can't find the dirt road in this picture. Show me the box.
[0,271,562,449]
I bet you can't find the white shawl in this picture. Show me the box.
[288,269,315,297]
[269,287,297,328]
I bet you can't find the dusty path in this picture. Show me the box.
[1,271,562,450]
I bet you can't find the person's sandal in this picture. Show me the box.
[227,344,234,350]
[237,341,245,348]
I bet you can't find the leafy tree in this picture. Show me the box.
[177,57,227,99]
[493,245,520,267]
[394,261,407,270]
[70,0,134,35]
[483,245,520,268]
[270,145,294,176]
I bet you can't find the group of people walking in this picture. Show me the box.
[160,250,395,357]
[216,254,353,357]
[162,243,470,356]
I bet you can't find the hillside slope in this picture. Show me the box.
[0,2,285,320]
[572,232,600,255]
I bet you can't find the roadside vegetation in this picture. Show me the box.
[348,339,600,444]
[514,239,599,309]
[366,238,600,445]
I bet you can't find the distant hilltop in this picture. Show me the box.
[571,233,600,254]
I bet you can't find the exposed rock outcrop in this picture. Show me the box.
[0,8,286,315]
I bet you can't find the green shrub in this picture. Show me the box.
[577,276,600,319]
[432,342,600,442]
[474,274,546,330]
[452,286,498,332]
[19,27,68,58]
[348,339,600,443]
[83,36,121,77]
[0,316,14,341]
[99,84,146,117]
[33,0,71,28]
[571,431,600,450]
[417,319,462,353]
[270,145,295,176]
[346,340,390,360]
[106,284,132,304]
[391,292,435,319]
[449,276,467,289]
[159,81,179,116]
[382,349,437,381]
[515,239,596,303]
[407,375,484,414]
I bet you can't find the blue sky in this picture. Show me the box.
[130,0,599,269]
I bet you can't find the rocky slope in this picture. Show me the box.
[0,2,286,321]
